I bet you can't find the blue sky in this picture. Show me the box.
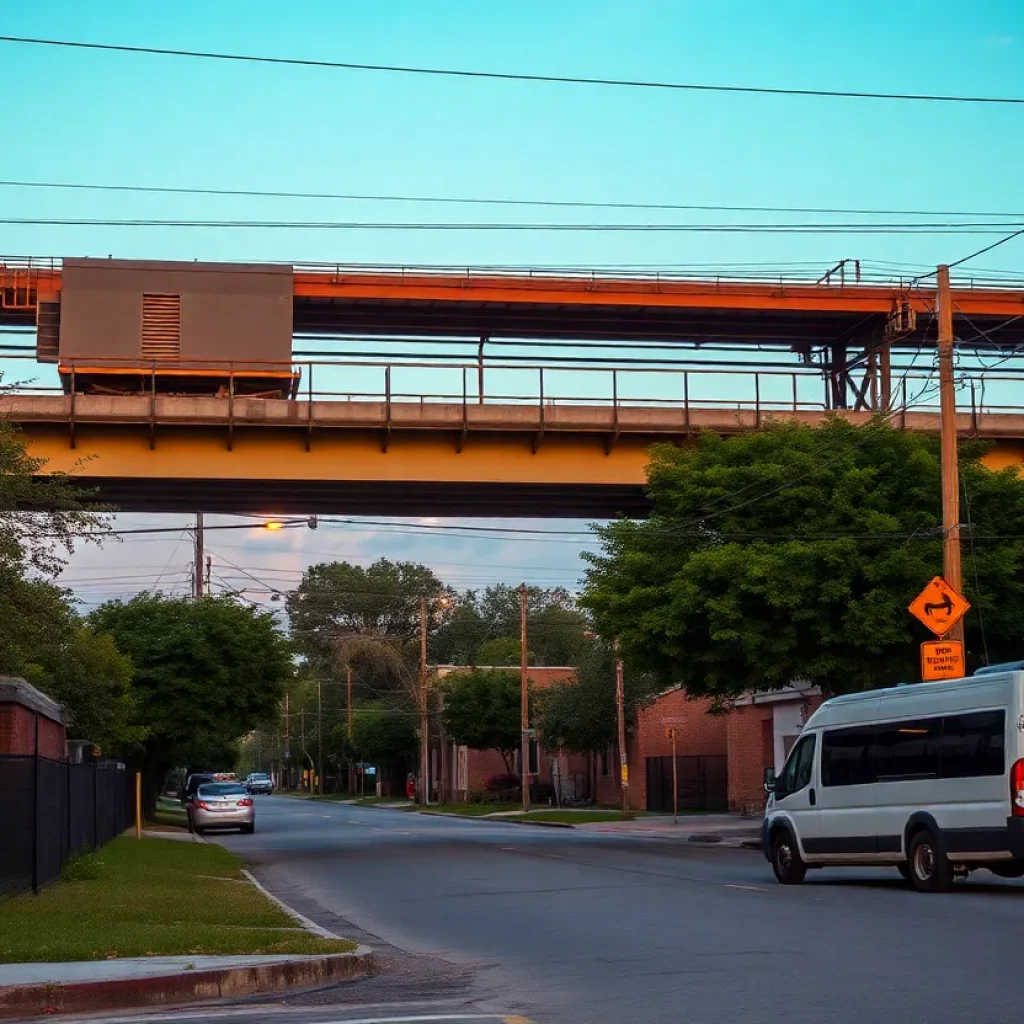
[2,1,1023,606]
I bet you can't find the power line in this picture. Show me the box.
[3,178,1023,220]
[3,216,1024,234]
[3,35,1024,106]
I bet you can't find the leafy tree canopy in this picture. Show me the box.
[538,641,661,754]
[89,594,293,781]
[442,668,530,773]
[581,419,1024,700]
[349,700,417,767]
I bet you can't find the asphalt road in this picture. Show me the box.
[124,797,1024,1024]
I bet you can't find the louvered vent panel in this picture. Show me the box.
[36,301,60,362]
[141,293,181,359]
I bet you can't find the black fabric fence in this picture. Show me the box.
[0,755,133,897]
[645,754,729,813]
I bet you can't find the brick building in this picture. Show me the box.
[436,665,591,801]
[0,677,67,759]
[592,683,822,814]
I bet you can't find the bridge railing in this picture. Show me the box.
[2,351,1024,424]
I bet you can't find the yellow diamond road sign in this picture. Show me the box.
[908,576,970,637]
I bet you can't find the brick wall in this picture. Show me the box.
[0,703,66,758]
[726,694,825,813]
[726,704,774,814]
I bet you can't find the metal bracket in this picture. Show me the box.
[381,366,392,453]
[531,369,545,454]
[605,369,619,455]
[68,364,76,450]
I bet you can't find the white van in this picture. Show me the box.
[762,665,1024,892]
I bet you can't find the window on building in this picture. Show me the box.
[822,726,874,787]
[940,710,1004,779]
[529,740,540,775]
[873,718,941,782]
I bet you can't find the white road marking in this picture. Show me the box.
[67,1012,519,1024]
[724,883,766,892]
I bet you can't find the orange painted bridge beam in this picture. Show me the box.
[5,261,1024,318]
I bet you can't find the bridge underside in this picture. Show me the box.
[11,395,1024,518]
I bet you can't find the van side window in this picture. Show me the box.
[940,711,1004,778]
[777,733,815,797]
[822,726,873,787]
[874,718,941,781]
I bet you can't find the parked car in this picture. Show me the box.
[763,663,1024,892]
[180,772,215,808]
[245,772,274,795]
[189,782,255,834]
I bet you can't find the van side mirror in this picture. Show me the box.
[763,767,776,793]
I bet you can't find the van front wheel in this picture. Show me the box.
[908,829,953,893]
[771,831,807,885]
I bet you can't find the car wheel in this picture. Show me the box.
[241,824,255,834]
[908,829,953,892]
[771,830,807,885]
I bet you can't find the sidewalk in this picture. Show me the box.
[574,812,763,847]
[0,948,374,1019]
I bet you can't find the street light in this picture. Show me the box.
[263,520,285,531]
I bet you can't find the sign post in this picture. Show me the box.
[909,576,970,681]
[665,727,679,825]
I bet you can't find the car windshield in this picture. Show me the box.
[198,783,247,797]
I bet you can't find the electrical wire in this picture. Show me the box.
[4,35,1024,106]
[4,177,1024,220]
[4,216,1024,234]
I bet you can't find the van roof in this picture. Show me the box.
[822,670,1023,708]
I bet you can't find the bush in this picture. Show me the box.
[485,772,521,799]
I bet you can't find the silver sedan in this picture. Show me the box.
[189,782,255,834]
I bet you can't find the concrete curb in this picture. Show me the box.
[0,947,376,1020]
[418,810,576,828]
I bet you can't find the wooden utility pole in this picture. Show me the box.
[346,664,354,794]
[419,596,429,805]
[520,583,530,813]
[615,642,628,815]
[937,264,965,645]
[317,678,323,796]
[283,691,291,790]
[193,512,204,599]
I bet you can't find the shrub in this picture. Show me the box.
[485,772,521,799]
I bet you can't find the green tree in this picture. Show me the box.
[442,668,530,773]
[287,559,449,703]
[475,636,530,667]
[349,700,417,767]
[89,594,293,808]
[0,416,130,747]
[430,601,489,665]
[581,418,1024,701]
[538,641,661,754]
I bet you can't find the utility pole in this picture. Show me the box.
[346,664,354,795]
[299,709,306,790]
[283,691,291,790]
[520,583,530,813]
[937,264,965,645]
[615,642,628,816]
[193,512,204,599]
[317,678,323,796]
[419,596,429,805]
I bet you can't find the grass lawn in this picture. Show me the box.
[518,810,635,824]
[353,796,410,806]
[149,796,188,830]
[422,803,520,816]
[0,837,356,963]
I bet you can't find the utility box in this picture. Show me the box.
[48,258,297,396]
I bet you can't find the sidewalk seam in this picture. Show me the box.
[240,870,341,940]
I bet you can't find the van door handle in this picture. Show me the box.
[809,788,816,806]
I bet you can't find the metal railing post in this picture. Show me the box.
[306,361,314,452]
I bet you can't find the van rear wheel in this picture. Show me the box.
[771,831,807,885]
[908,829,953,893]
